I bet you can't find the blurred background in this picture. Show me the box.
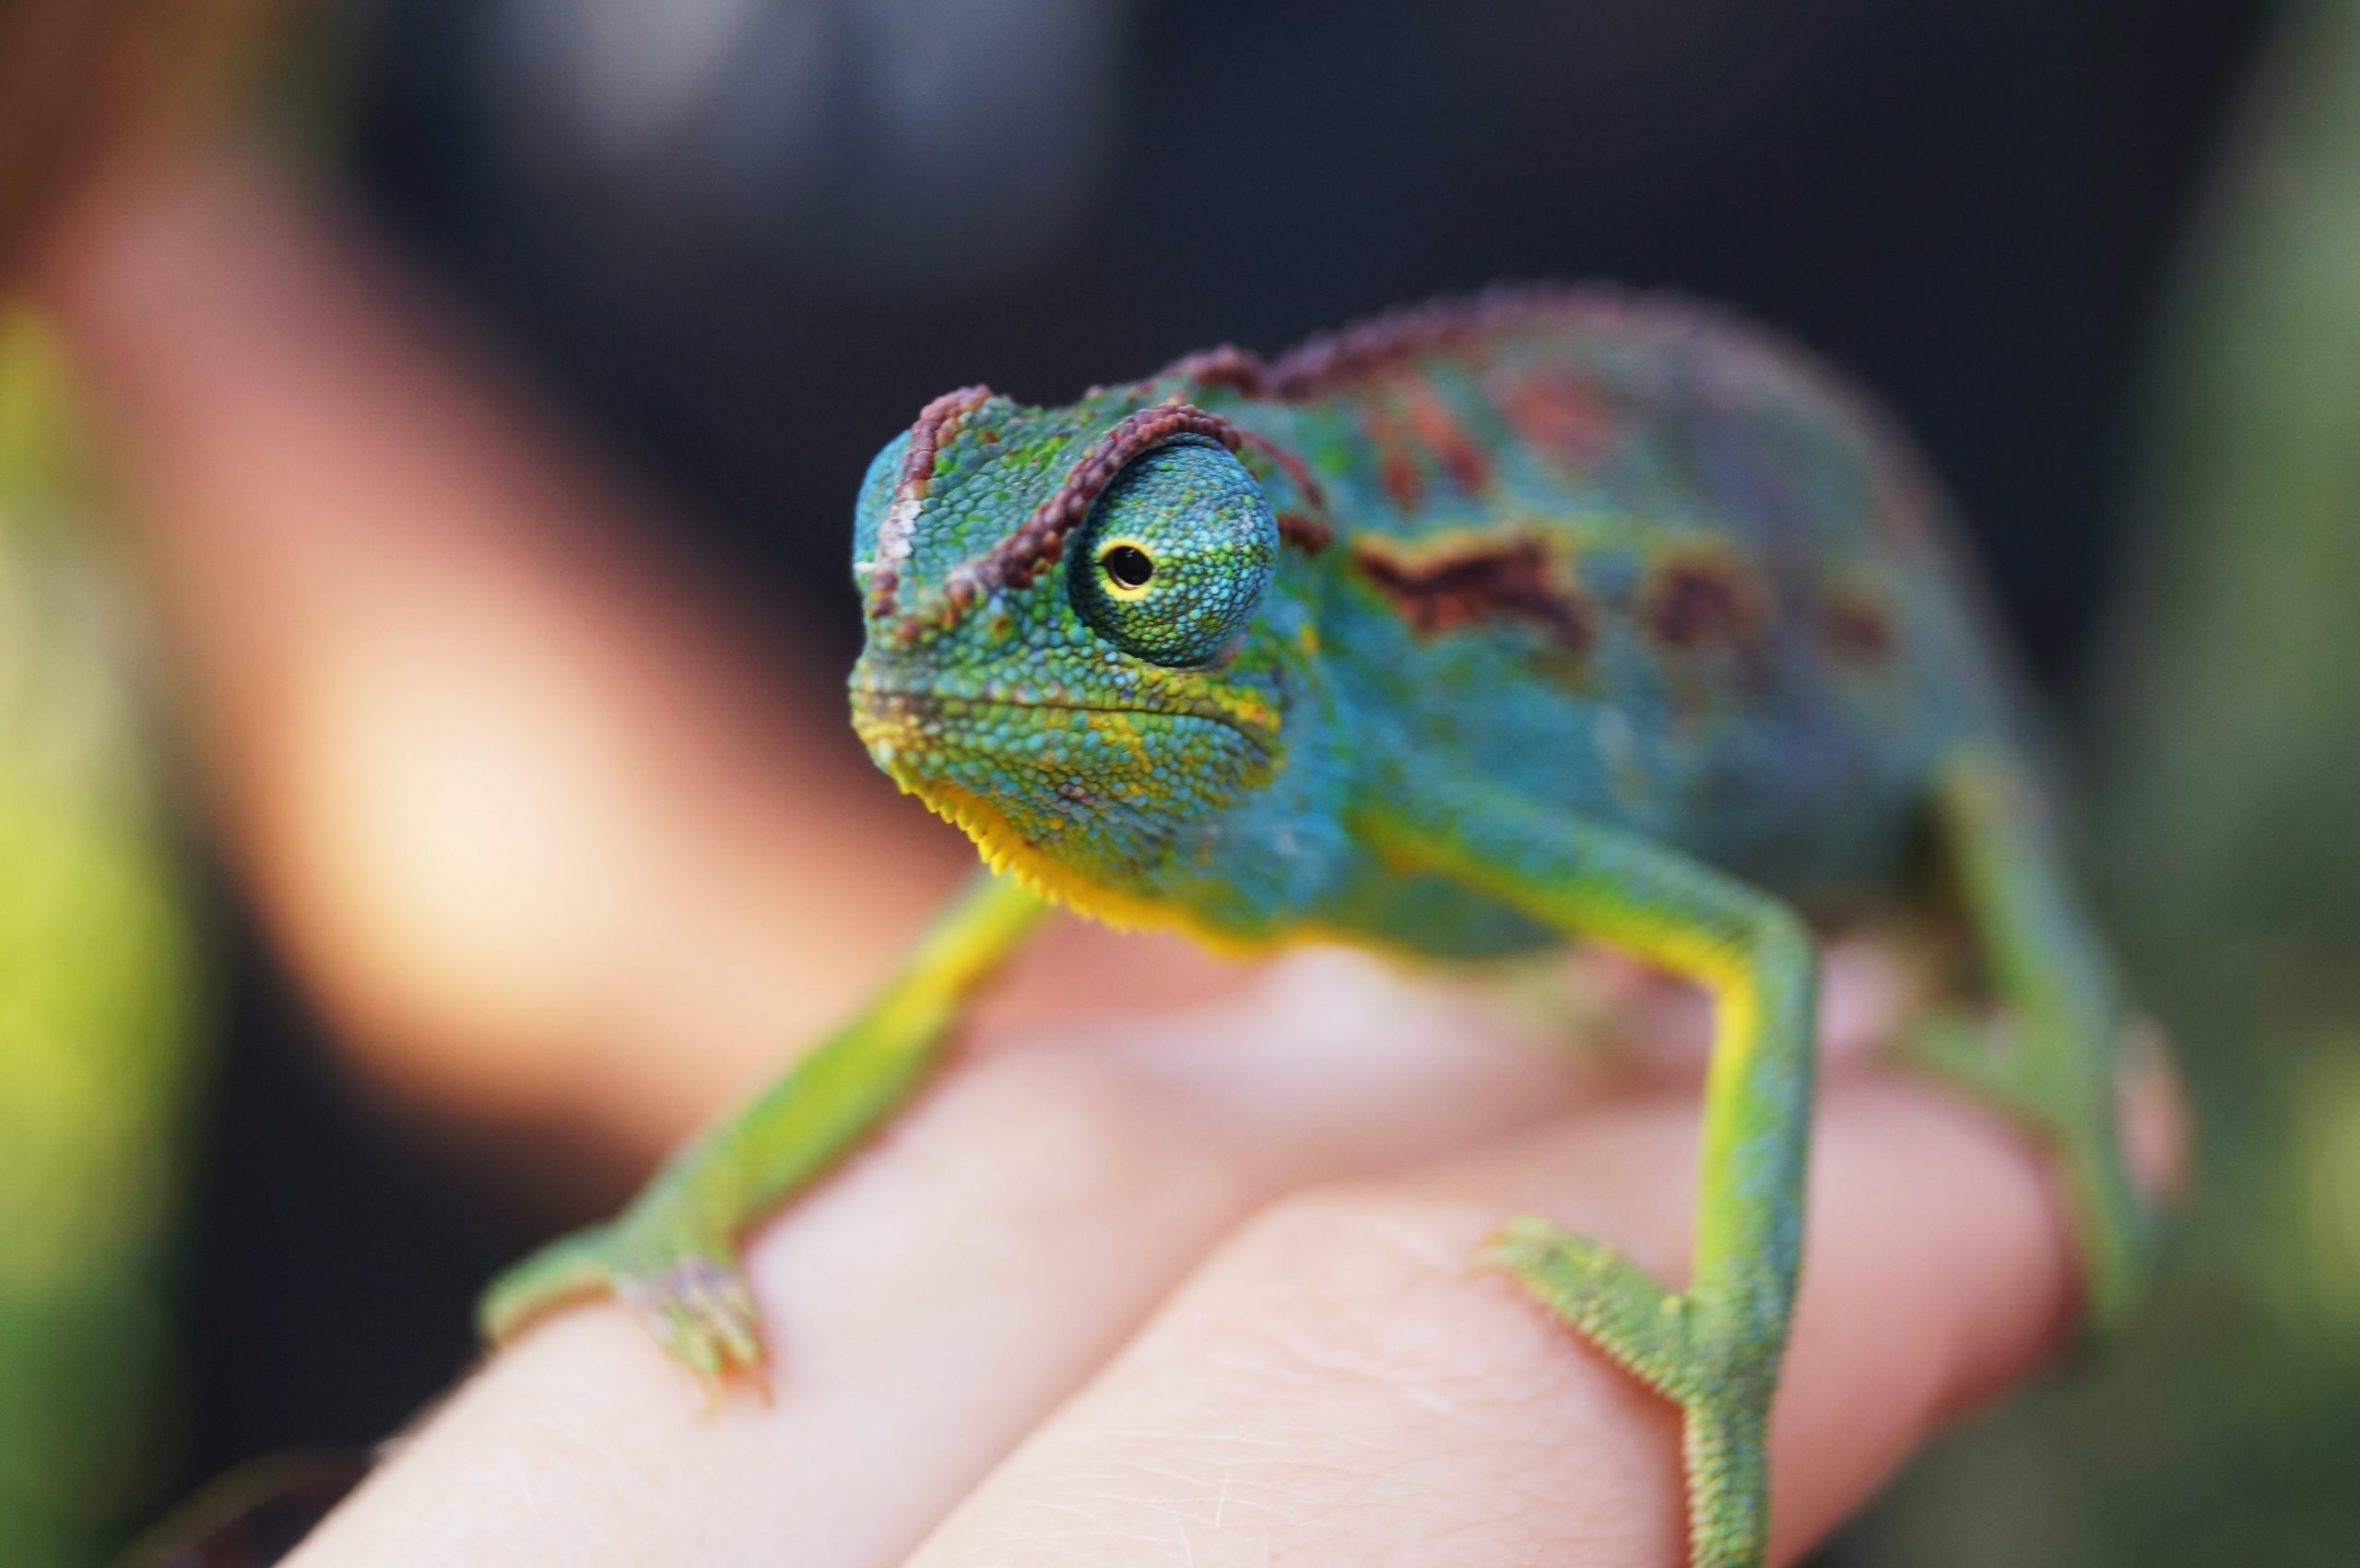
[1,0,2355,1562]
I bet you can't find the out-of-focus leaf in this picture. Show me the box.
[0,312,205,1567]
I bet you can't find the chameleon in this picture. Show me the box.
[479,287,2154,1568]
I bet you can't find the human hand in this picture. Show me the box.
[282,937,2179,1568]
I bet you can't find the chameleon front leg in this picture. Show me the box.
[1898,748,2154,1336]
[1363,800,1815,1568]
[478,870,1051,1390]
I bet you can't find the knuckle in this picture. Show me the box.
[976,1182,1636,1556]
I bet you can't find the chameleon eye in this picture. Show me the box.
[1101,542,1156,593]
[1069,437,1278,666]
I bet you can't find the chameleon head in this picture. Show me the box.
[848,387,1301,910]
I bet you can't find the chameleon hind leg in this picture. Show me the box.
[1898,748,2154,1336]
[1366,800,1815,1568]
[479,871,1050,1390]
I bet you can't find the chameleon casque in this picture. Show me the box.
[481,288,2154,1568]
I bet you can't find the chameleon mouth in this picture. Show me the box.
[846,687,1192,908]
[848,682,1281,940]
[847,684,1275,779]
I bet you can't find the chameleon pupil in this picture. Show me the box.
[1104,545,1154,589]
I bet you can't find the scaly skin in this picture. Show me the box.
[484,287,2156,1567]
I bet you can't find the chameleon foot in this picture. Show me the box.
[480,1220,772,1397]
[1903,749,2162,1339]
[1899,1010,2154,1338]
[1486,1215,1771,1568]
[617,1253,770,1397]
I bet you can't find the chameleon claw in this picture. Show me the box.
[618,1254,773,1401]
[1482,1215,1701,1402]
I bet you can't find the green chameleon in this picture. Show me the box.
[481,287,2154,1567]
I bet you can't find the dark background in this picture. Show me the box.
[176,0,2275,1546]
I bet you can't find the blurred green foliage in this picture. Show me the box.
[1845,0,2360,1562]
[0,315,203,1568]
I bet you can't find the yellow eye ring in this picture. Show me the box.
[1097,538,1157,598]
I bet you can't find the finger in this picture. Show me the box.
[899,1065,2174,1568]
[284,949,1647,1568]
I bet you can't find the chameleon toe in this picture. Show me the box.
[616,1252,772,1396]
[1486,1216,1773,1568]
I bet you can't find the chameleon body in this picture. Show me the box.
[482,289,2153,1568]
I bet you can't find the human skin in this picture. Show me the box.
[30,146,2178,1566]
[281,961,2177,1568]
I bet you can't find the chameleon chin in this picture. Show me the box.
[479,286,2156,1568]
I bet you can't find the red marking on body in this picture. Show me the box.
[1361,403,1426,513]
[1226,289,1942,591]
[1402,383,1492,493]
[1167,344,1272,395]
[1641,553,1769,653]
[1275,511,1334,552]
[1493,366,1612,466]
[1352,533,1593,654]
[1820,587,1898,667]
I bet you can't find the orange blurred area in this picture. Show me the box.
[28,146,1253,1182]
[37,150,951,1157]
[0,1,271,275]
